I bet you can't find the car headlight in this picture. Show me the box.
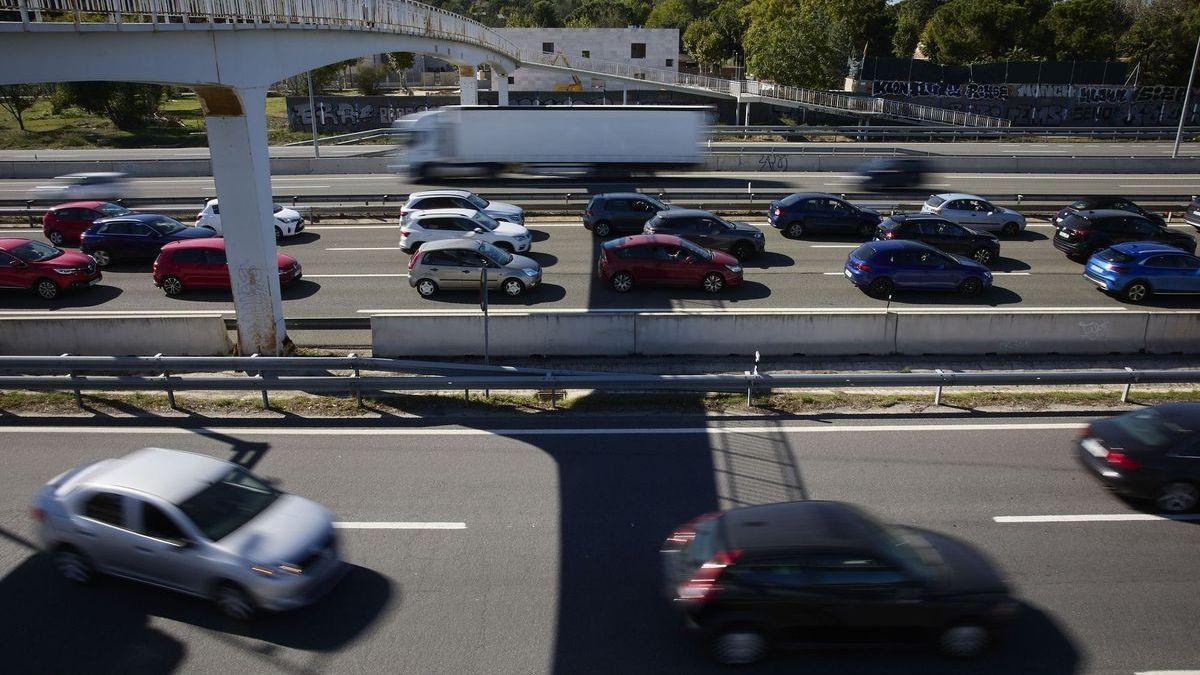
[522,267,539,277]
[725,264,742,273]
[52,267,84,275]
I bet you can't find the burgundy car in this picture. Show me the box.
[42,201,132,246]
[0,237,101,300]
[598,234,743,293]
[152,238,301,296]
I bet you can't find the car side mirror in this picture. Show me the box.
[473,227,485,234]
[168,537,194,550]
[684,256,696,264]
[12,260,27,269]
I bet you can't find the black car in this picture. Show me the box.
[1184,196,1200,232]
[643,209,765,260]
[857,156,928,190]
[1053,196,1165,229]
[582,193,671,238]
[661,501,1016,665]
[876,214,1000,265]
[1052,209,1197,260]
[1077,404,1200,513]
[767,192,881,239]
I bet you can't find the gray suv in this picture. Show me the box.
[409,237,541,298]
[643,209,766,260]
[33,447,345,620]
[583,192,671,238]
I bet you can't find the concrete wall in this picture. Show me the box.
[497,28,679,91]
[0,316,233,356]
[372,310,1200,358]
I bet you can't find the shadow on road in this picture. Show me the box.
[278,232,321,247]
[0,283,123,310]
[883,286,1023,307]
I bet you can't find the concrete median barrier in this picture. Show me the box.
[893,311,1152,355]
[632,310,896,356]
[372,312,636,357]
[0,315,233,356]
[1144,311,1200,354]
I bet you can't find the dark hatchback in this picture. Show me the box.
[643,209,765,260]
[876,214,1001,265]
[767,192,881,239]
[582,192,671,238]
[1053,196,1165,229]
[81,213,216,267]
[1052,209,1196,260]
[1076,404,1200,513]
[661,500,1016,665]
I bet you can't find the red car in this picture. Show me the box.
[598,234,743,293]
[152,238,301,296]
[42,201,132,246]
[0,237,101,300]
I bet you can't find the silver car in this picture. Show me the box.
[409,237,541,298]
[401,189,524,225]
[921,193,1026,237]
[32,447,345,620]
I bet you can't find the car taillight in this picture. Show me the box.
[400,228,410,237]
[884,231,895,239]
[585,209,593,217]
[1070,228,1092,237]
[31,506,45,522]
[853,260,871,271]
[774,208,782,217]
[679,549,741,603]
[664,512,719,547]
[1109,265,1128,273]
[1105,450,1141,471]
[408,252,421,270]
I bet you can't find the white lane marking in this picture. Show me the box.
[334,521,466,530]
[1119,185,1197,189]
[304,273,407,278]
[325,247,400,251]
[822,271,847,275]
[1137,670,1200,674]
[305,225,398,230]
[0,422,1085,436]
[356,306,1136,314]
[0,309,233,316]
[992,272,1031,276]
[994,514,1200,523]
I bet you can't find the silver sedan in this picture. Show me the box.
[921,193,1027,237]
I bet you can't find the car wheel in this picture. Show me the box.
[867,277,894,298]
[275,227,283,241]
[502,278,525,297]
[785,220,804,238]
[495,241,515,254]
[214,581,256,621]
[34,278,61,300]
[1001,222,1020,237]
[90,249,113,268]
[732,241,756,261]
[702,272,726,293]
[47,230,65,246]
[610,271,634,293]
[711,629,768,665]
[1122,280,1151,303]
[415,279,438,298]
[972,247,995,265]
[1156,482,1199,513]
[592,221,612,238]
[959,277,984,296]
[939,624,990,659]
[161,275,185,297]
[53,546,96,585]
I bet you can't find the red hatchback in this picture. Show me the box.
[0,237,101,299]
[598,234,743,293]
[42,201,132,246]
[152,238,301,296]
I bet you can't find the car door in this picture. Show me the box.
[914,221,950,251]
[938,199,972,226]
[652,244,687,285]
[59,208,91,241]
[201,248,230,287]
[934,221,973,254]
[958,199,994,231]
[0,250,26,289]
[888,250,924,288]
[799,550,932,645]
[622,243,659,283]
[457,250,491,289]
[419,249,462,288]
[419,216,457,244]
[67,491,139,574]
[718,553,828,645]
[1173,254,1200,292]
[168,248,205,286]
[824,198,858,233]
[604,199,633,232]
[126,499,209,592]
[123,222,157,258]
[629,198,661,232]
[695,217,726,250]
[1166,438,1200,483]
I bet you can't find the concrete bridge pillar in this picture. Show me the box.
[496,72,509,106]
[459,65,478,105]
[194,85,287,355]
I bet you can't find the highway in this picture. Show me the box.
[0,416,1197,673]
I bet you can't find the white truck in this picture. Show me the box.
[390,105,709,179]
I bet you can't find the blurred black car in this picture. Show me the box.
[1053,196,1165,229]
[876,214,1001,265]
[1053,209,1197,260]
[857,157,928,190]
[1076,404,1200,513]
[660,500,1016,665]
[767,192,881,239]
[643,209,765,260]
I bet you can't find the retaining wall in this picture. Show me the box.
[0,316,233,356]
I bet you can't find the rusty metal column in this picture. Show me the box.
[195,85,287,355]
[459,65,478,105]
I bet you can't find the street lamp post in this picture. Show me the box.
[1172,29,1200,159]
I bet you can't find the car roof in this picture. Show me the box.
[0,237,35,250]
[63,172,125,179]
[608,233,682,247]
[81,447,232,504]
[418,237,485,252]
[859,238,935,252]
[49,200,110,210]
[1110,241,1192,256]
[654,208,714,219]
[95,212,174,224]
[721,500,876,551]
[407,189,475,200]
[932,193,984,201]
[163,237,224,250]
[883,213,945,224]
[782,192,834,201]
[593,192,655,201]
[410,208,479,219]
[1071,209,1148,221]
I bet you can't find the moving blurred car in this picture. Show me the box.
[399,208,532,254]
[1083,242,1200,302]
[401,189,524,226]
[152,238,301,296]
[921,194,1026,237]
[876,214,1001,265]
[0,237,100,300]
[33,447,345,620]
[583,192,672,238]
[33,172,129,202]
[643,209,765,260]
[767,192,881,239]
[845,239,992,298]
[82,213,216,267]
[195,199,305,239]
[1053,196,1165,229]
[1076,404,1200,512]
[856,156,928,190]
[407,238,540,298]
[661,500,1015,665]
[598,234,742,293]
[42,201,131,246]
[1185,196,1200,232]
[1053,209,1196,260]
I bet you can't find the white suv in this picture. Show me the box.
[400,208,532,254]
[195,198,305,239]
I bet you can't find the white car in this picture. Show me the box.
[400,208,532,254]
[195,199,305,239]
[920,193,1026,237]
[34,172,129,202]
[401,189,524,226]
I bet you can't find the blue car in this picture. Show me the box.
[767,192,881,239]
[845,239,993,298]
[81,213,216,267]
[1084,241,1200,303]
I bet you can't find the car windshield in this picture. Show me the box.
[97,203,131,216]
[680,238,713,261]
[176,466,280,541]
[272,204,284,213]
[147,216,187,235]
[1070,199,1091,210]
[8,240,63,262]
[471,211,498,231]
[466,194,489,210]
[479,241,512,265]
[1096,249,1136,263]
[1110,408,1195,448]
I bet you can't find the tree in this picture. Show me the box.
[645,0,695,30]
[353,63,391,96]
[0,84,48,131]
[1119,0,1200,85]
[565,0,650,27]
[384,52,415,72]
[684,0,746,68]
[1043,0,1132,61]
[505,0,562,27]
[920,0,1051,64]
[892,0,946,57]
[55,82,168,132]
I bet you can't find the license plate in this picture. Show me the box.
[1081,438,1107,458]
[1057,230,1069,239]
[844,269,852,278]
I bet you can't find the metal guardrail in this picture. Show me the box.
[708,125,1200,141]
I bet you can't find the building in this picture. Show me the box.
[495,27,679,92]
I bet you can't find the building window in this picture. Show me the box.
[631,43,646,59]
[582,50,590,59]
[665,58,673,67]
[542,42,554,54]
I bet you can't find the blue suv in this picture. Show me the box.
[1084,242,1200,303]
[844,239,992,298]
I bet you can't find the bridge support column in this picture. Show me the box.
[195,85,287,356]
[496,73,509,106]
[459,66,478,105]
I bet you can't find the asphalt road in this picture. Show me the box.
[0,415,1197,673]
